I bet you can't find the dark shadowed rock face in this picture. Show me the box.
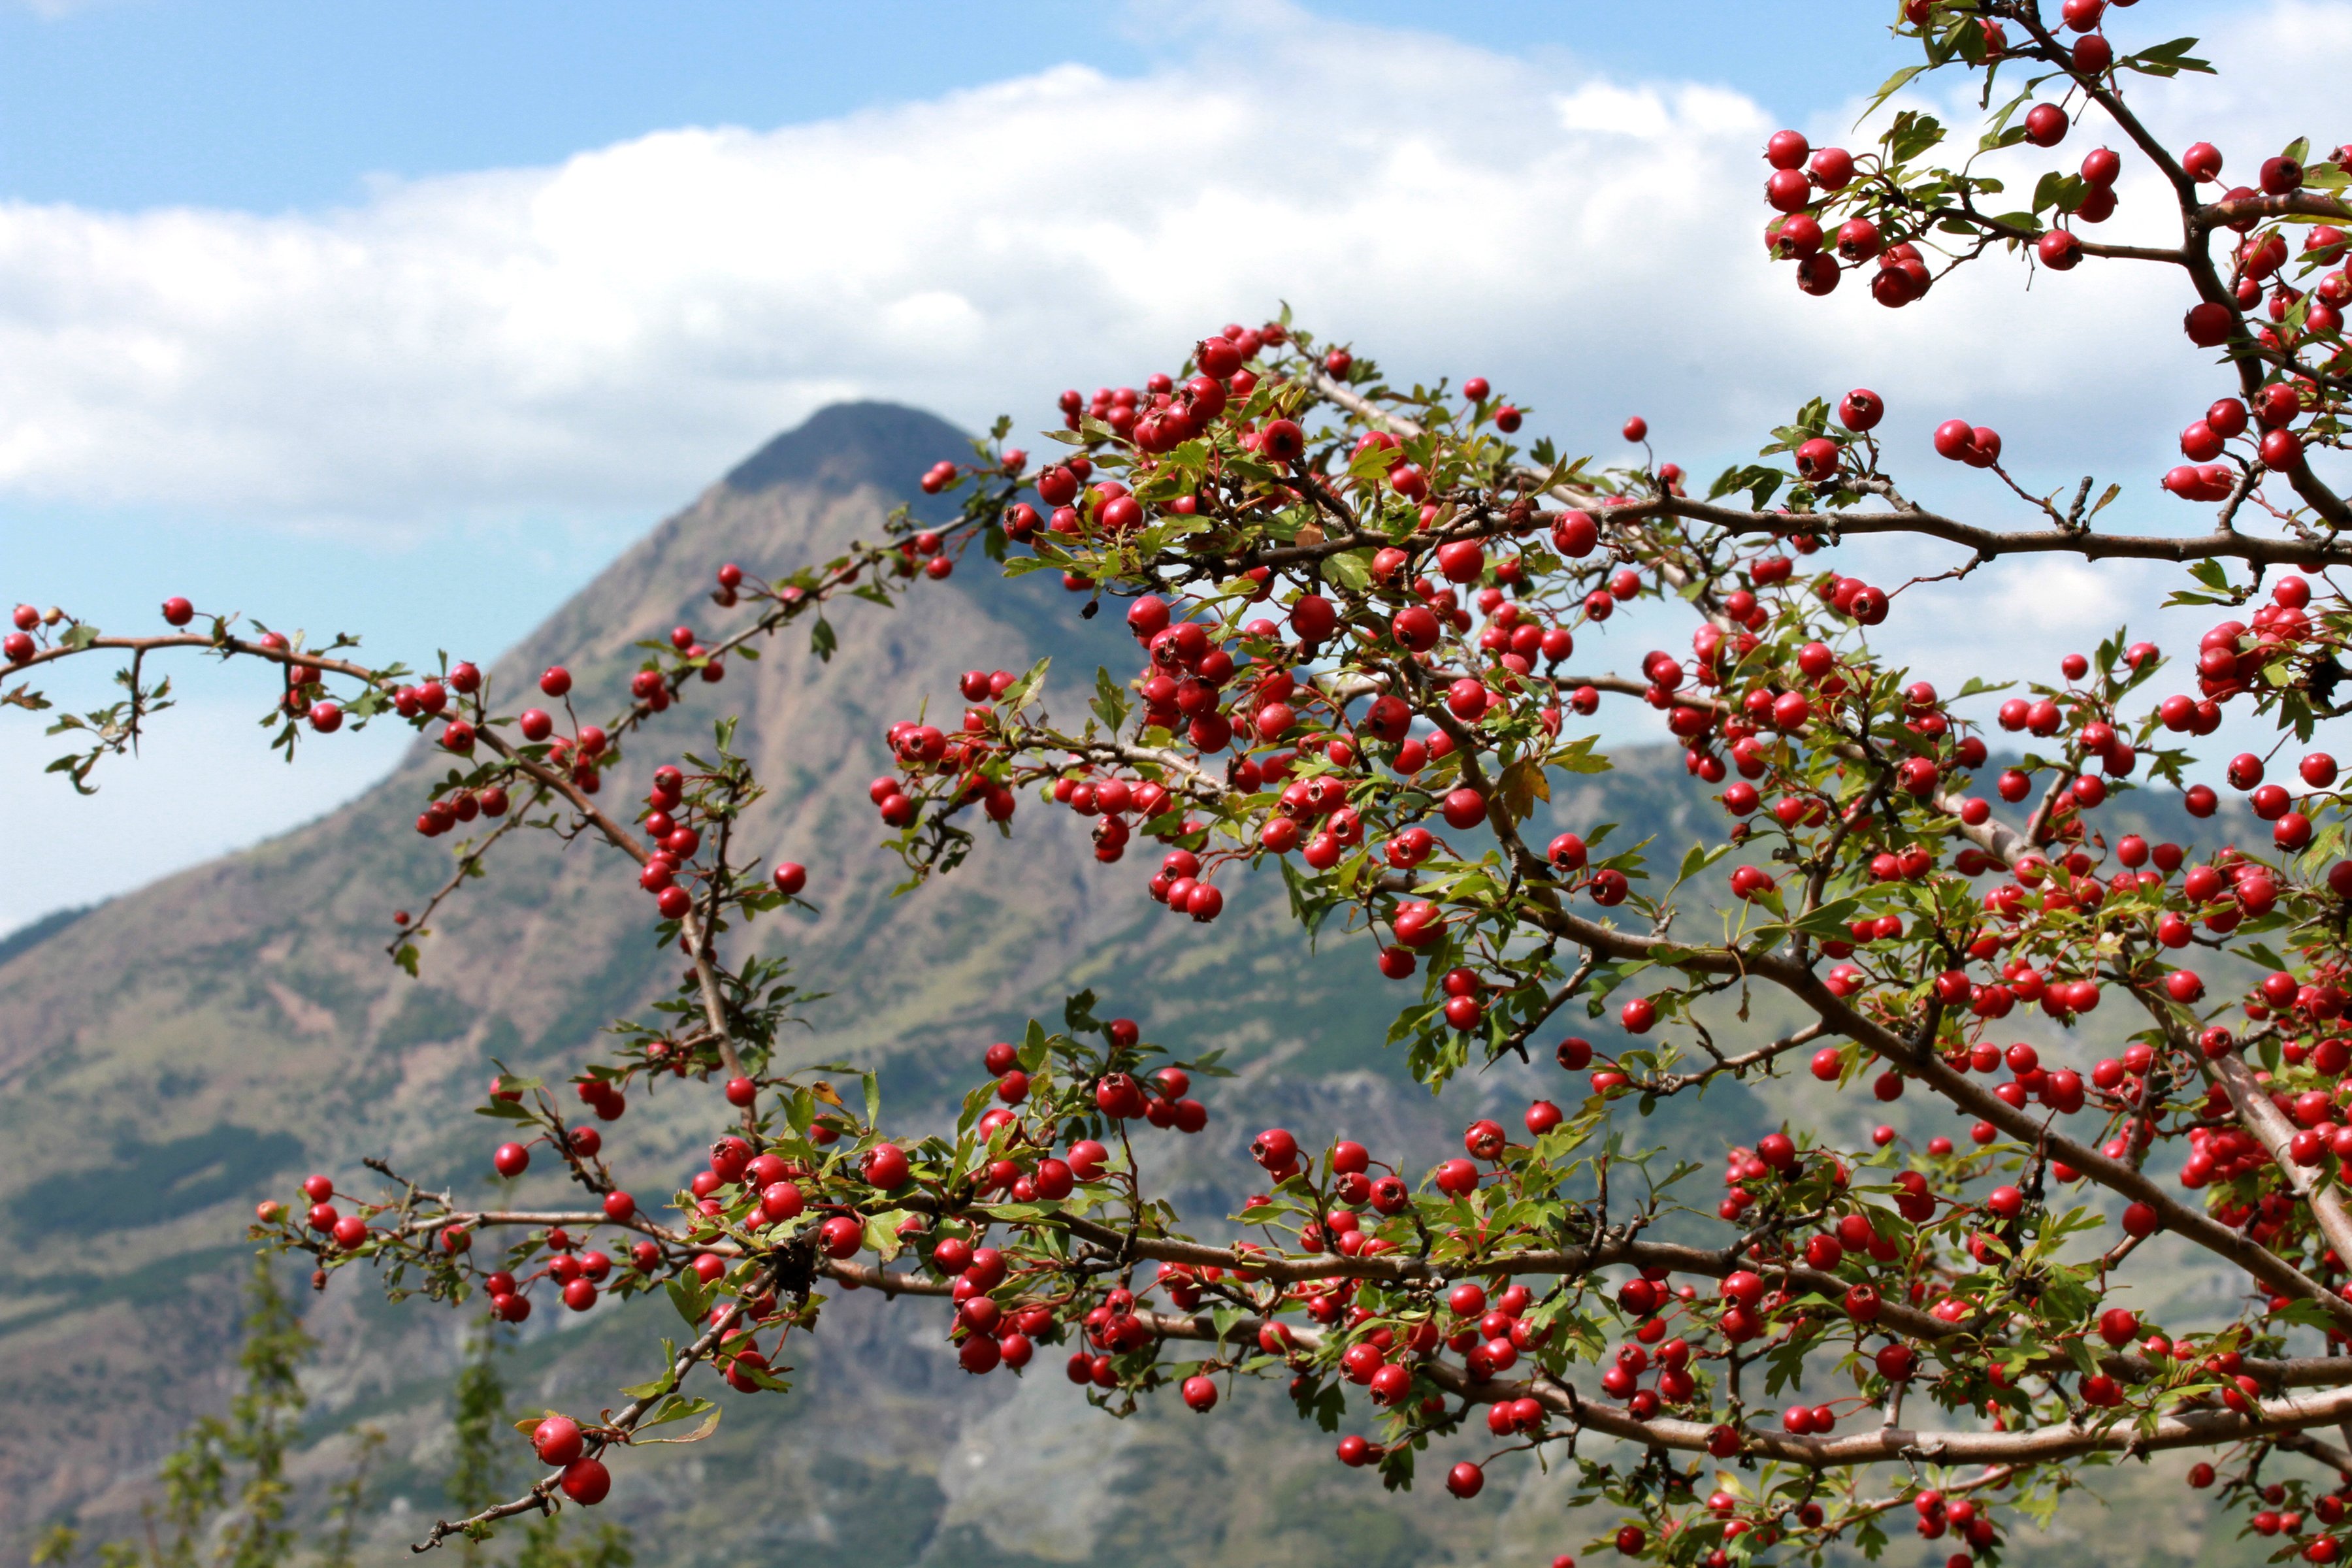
[723,402,971,502]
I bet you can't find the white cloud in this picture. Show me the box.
[1552,82,1677,139]
[0,0,2334,535]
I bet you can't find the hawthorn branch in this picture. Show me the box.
[2193,193,2352,233]
[1137,1307,2352,1463]
[1482,893,2352,1330]
[410,1263,776,1552]
[2210,1052,2352,1272]
[1640,1022,1829,1095]
[388,797,543,956]
[1642,495,2352,570]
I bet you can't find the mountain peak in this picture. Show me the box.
[723,401,970,498]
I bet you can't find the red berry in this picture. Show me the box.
[864,1143,911,1190]
[559,1458,610,1505]
[533,1415,584,1466]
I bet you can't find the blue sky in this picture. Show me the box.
[0,3,1901,211]
[1,0,2344,935]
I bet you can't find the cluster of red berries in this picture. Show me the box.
[534,1229,620,1315]
[465,1074,652,1318]
[1757,125,1942,310]
[875,720,1009,828]
[630,765,704,919]
[1058,772,1177,860]
[934,1142,1120,1376]
[511,666,598,773]
[530,1415,611,1505]
[3,602,43,664]
[2166,385,2322,500]
[275,1173,372,1254]
[1058,1275,1166,1384]
[941,1242,1041,1376]
[1054,323,1278,442]
[898,529,959,580]
[2176,149,2351,380]
[416,785,508,837]
[2161,578,2342,782]
[1931,418,2004,470]
[2234,1478,2352,1561]
[1906,1489,2001,1554]
[1042,1039,1209,1133]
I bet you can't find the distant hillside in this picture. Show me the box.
[0,404,2266,1568]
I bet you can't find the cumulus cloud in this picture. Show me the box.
[2,0,2337,540]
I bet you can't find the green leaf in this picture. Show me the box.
[1793,896,1863,939]
[1886,110,1946,165]
[1546,737,1612,776]
[1857,63,1924,125]
[640,1394,718,1432]
[2121,37,2214,78]
[863,1208,912,1259]
[620,1367,679,1400]
[1001,655,1051,713]
[1674,840,1731,890]
[1707,463,1783,510]
[1091,666,1132,734]
[666,1275,713,1327]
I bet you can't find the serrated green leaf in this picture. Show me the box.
[1858,63,1924,124]
[863,1208,911,1259]
[1091,665,1131,734]
[667,1275,712,1327]
[641,1395,718,1431]
[1001,655,1051,713]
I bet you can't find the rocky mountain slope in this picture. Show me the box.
[0,404,2265,1568]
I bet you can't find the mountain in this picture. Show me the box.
[0,404,2266,1568]
[0,402,1571,1563]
